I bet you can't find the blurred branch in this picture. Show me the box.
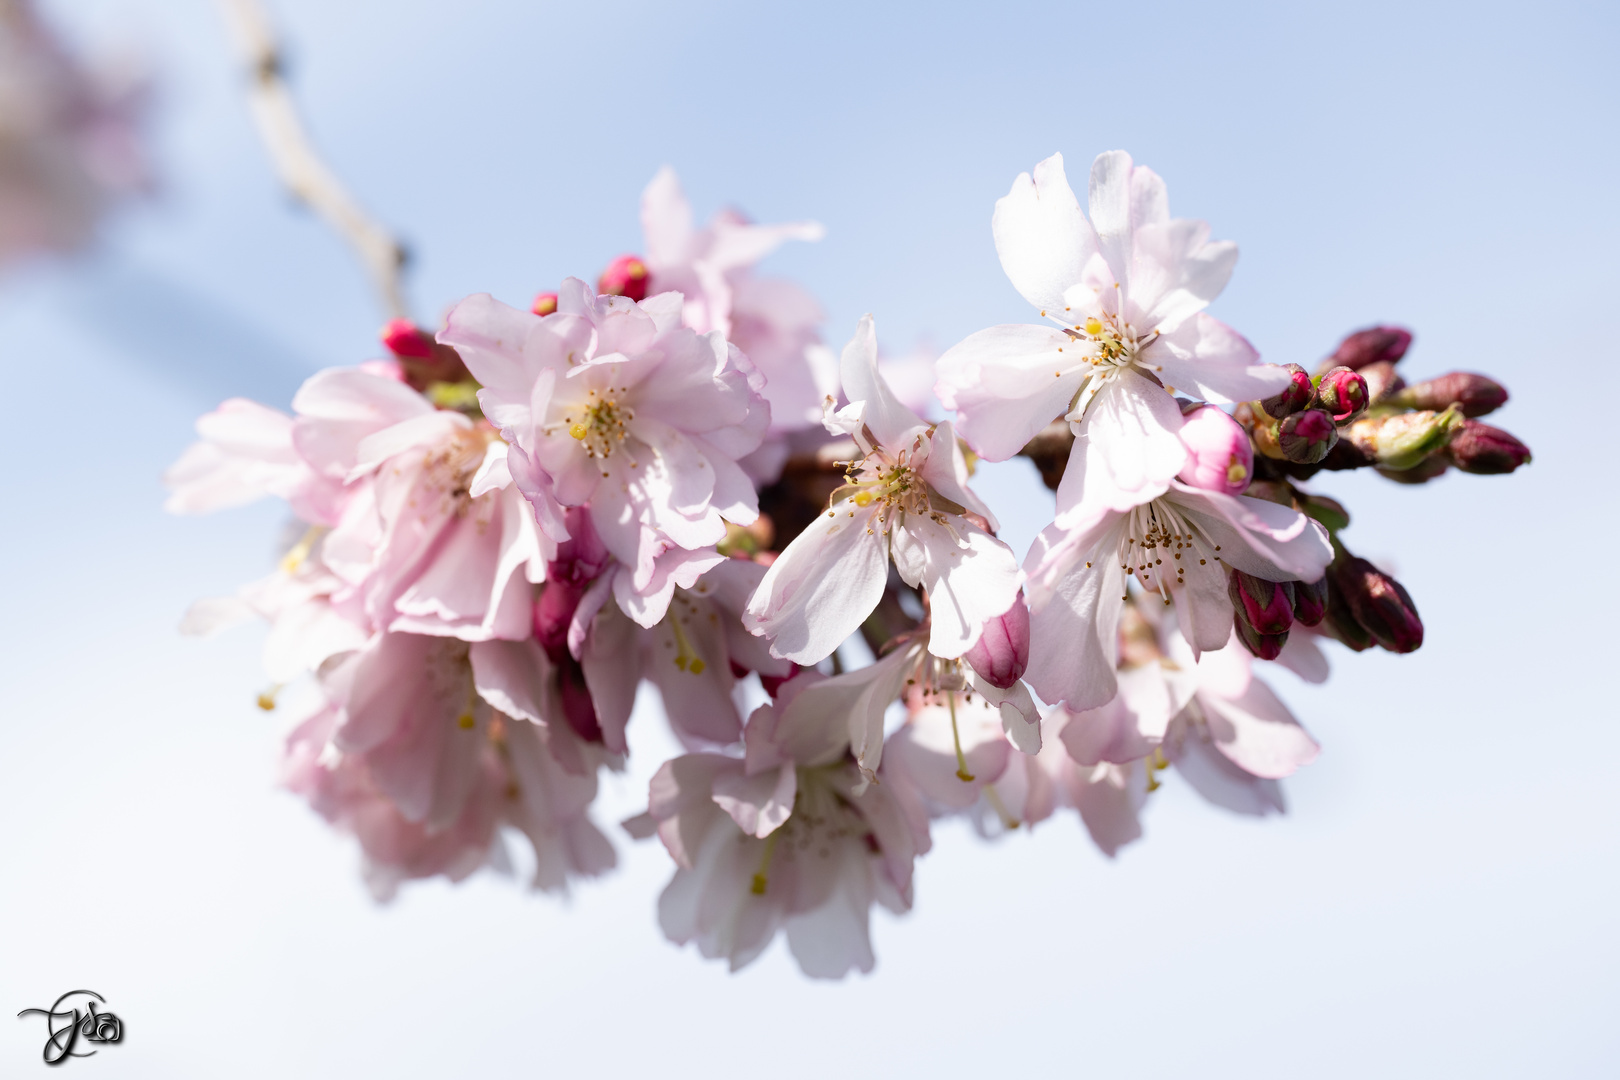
[217,0,410,320]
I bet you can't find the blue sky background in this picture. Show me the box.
[1,1,1616,1076]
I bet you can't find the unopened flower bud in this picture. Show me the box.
[1344,406,1465,471]
[1277,409,1338,464]
[1328,325,1413,371]
[1323,580,1375,652]
[1388,371,1508,417]
[1445,420,1532,475]
[382,319,470,390]
[1227,570,1295,636]
[1260,364,1313,419]
[598,254,650,301]
[1331,556,1423,653]
[380,317,435,358]
[1176,404,1253,495]
[1234,615,1288,661]
[1357,360,1405,403]
[532,291,559,317]
[1313,366,1370,423]
[964,595,1030,689]
[533,581,586,664]
[548,506,611,585]
[1292,575,1328,627]
[557,657,602,743]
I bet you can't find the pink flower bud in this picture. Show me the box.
[598,254,650,302]
[1260,364,1313,419]
[1234,616,1287,661]
[1277,409,1338,464]
[1445,420,1532,474]
[380,317,435,359]
[1314,366,1370,423]
[548,507,611,586]
[1227,570,1295,636]
[1330,325,1413,370]
[1177,405,1254,495]
[1389,371,1508,417]
[532,291,559,317]
[1331,557,1423,653]
[1292,575,1328,627]
[964,595,1030,689]
[533,581,587,664]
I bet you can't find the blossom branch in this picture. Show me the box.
[217,0,410,319]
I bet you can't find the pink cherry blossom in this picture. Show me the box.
[935,150,1288,510]
[439,281,770,570]
[163,398,345,525]
[628,671,916,978]
[640,167,830,435]
[1022,481,1332,711]
[744,316,1021,663]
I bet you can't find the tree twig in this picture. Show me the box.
[217,0,410,320]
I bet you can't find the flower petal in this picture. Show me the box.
[991,152,1095,310]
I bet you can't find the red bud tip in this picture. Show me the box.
[380,317,436,359]
[532,291,559,317]
[1261,364,1314,419]
[1234,616,1288,661]
[1292,576,1328,627]
[1314,366,1370,423]
[1330,325,1413,371]
[1228,570,1295,636]
[1331,557,1423,653]
[598,255,650,302]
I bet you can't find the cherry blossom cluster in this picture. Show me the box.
[169,151,1529,977]
[0,0,147,268]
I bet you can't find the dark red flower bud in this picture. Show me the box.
[1292,575,1328,627]
[1227,570,1295,636]
[380,317,435,358]
[1331,556,1423,653]
[598,254,650,301]
[1323,580,1375,652]
[1277,409,1338,464]
[557,657,602,743]
[1445,420,1532,475]
[1389,372,1508,417]
[1233,614,1288,660]
[1314,366,1370,423]
[1261,364,1314,419]
[532,291,559,317]
[1329,325,1413,371]
[964,595,1030,689]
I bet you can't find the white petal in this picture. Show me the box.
[890,515,1020,660]
[933,324,1085,461]
[1059,371,1186,515]
[743,501,889,665]
[991,152,1095,310]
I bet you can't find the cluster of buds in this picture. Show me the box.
[172,148,1531,980]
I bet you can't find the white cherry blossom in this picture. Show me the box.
[744,315,1020,664]
[936,150,1289,512]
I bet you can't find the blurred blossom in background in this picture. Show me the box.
[1,0,1616,1077]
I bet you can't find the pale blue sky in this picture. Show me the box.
[1,1,1616,1076]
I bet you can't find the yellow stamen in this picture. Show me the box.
[853,490,875,507]
[457,712,476,730]
[1084,316,1104,336]
[569,422,589,440]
